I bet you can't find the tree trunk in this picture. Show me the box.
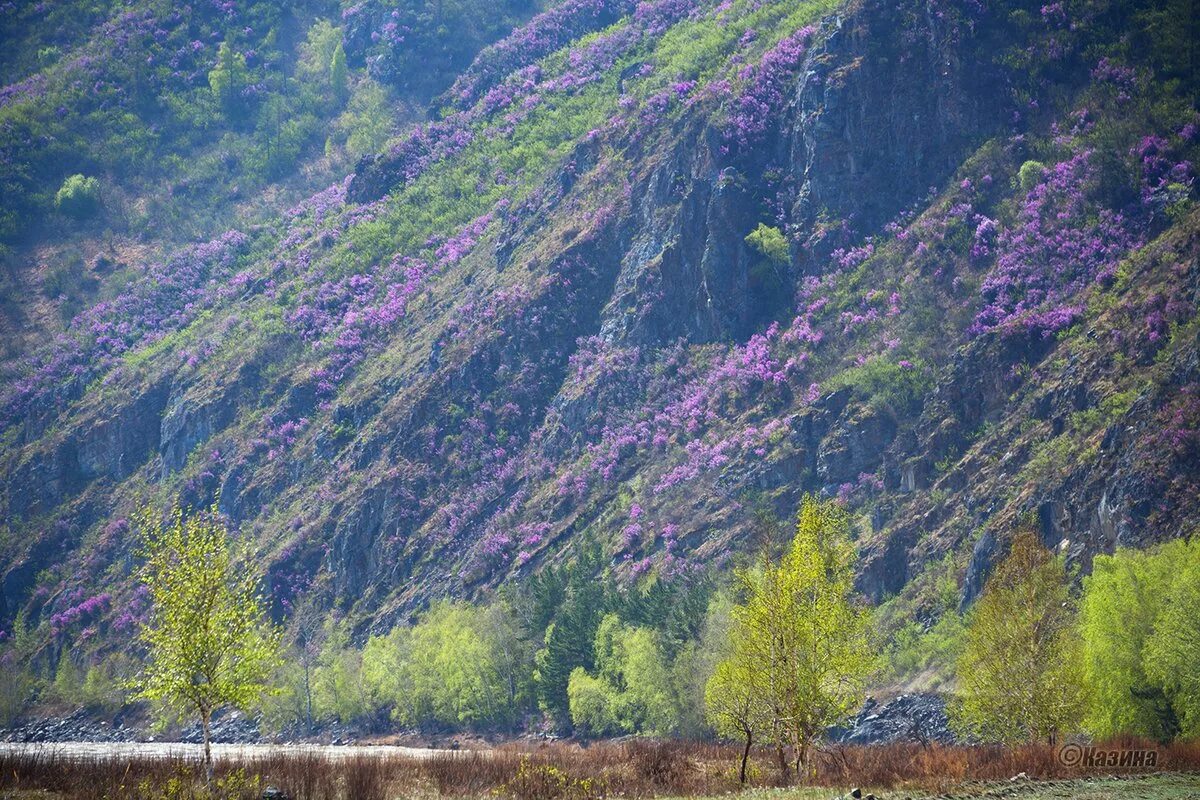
[794,739,808,778]
[775,742,791,784]
[201,706,214,786]
[740,731,753,785]
[304,664,314,731]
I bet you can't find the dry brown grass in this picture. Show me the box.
[1,737,1197,799]
[810,737,1200,793]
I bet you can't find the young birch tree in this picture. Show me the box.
[950,530,1084,744]
[709,496,872,783]
[130,504,280,782]
[704,615,768,784]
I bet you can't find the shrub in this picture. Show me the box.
[626,740,690,789]
[499,757,606,800]
[1018,159,1046,191]
[744,223,790,264]
[828,356,932,412]
[950,532,1084,743]
[54,174,101,218]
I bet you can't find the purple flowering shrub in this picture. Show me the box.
[443,0,639,110]
[971,151,1143,338]
[2,230,249,427]
[722,25,815,150]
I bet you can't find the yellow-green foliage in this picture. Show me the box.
[566,614,677,736]
[1145,545,1200,738]
[311,618,370,724]
[208,41,248,113]
[334,79,393,157]
[745,223,791,264]
[1081,538,1200,739]
[330,42,349,104]
[0,613,39,726]
[500,756,606,800]
[130,504,281,761]
[704,605,768,783]
[54,173,100,217]
[1018,159,1046,191]
[827,355,932,412]
[950,531,1084,743]
[708,496,872,776]
[362,599,526,728]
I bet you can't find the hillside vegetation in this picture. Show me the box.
[1,0,1198,742]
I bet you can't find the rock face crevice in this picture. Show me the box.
[783,2,1007,259]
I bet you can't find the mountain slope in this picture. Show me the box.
[1,0,1198,665]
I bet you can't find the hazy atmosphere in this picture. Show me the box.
[1,0,1198,798]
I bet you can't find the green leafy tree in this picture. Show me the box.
[704,592,768,784]
[80,656,130,713]
[672,589,732,738]
[480,599,537,721]
[362,600,528,729]
[567,614,677,735]
[129,504,280,782]
[298,20,342,85]
[311,617,370,724]
[0,613,40,726]
[334,78,392,157]
[876,554,966,688]
[744,223,790,264]
[52,649,84,704]
[1145,541,1200,738]
[950,531,1084,744]
[1080,543,1179,739]
[258,601,327,733]
[400,600,513,727]
[717,496,872,781]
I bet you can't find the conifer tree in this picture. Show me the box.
[534,540,609,727]
[330,42,349,104]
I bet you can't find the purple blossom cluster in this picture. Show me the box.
[723,26,816,150]
[112,585,151,633]
[972,151,1142,338]
[50,593,110,634]
[836,471,884,506]
[558,321,808,496]
[569,336,642,386]
[285,206,501,386]
[2,230,249,428]
[653,418,788,494]
[445,0,639,109]
[1134,134,1194,216]
[0,73,48,107]
[838,289,898,333]
[1145,385,1200,459]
